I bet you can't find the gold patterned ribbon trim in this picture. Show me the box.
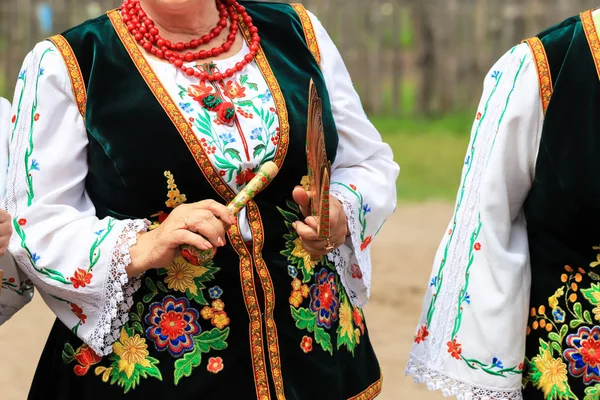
[523,37,553,115]
[291,3,322,65]
[48,34,87,118]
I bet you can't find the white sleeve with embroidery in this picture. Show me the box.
[2,41,149,356]
[0,97,35,324]
[307,11,400,308]
[406,43,542,399]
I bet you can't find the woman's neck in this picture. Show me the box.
[139,0,220,43]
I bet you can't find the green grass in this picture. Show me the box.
[372,114,473,202]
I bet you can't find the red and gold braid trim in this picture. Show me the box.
[291,3,321,66]
[48,34,87,118]
[348,375,383,400]
[582,9,600,81]
[248,201,285,399]
[523,37,553,115]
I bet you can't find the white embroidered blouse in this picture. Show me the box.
[0,11,399,356]
[407,42,544,398]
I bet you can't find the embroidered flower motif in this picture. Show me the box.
[447,339,462,360]
[287,265,298,278]
[39,67,45,77]
[209,286,223,299]
[553,307,566,323]
[201,300,230,329]
[71,303,87,324]
[289,278,310,307]
[236,168,256,186]
[531,346,569,398]
[350,184,357,191]
[250,127,263,140]
[464,156,470,166]
[219,170,226,177]
[474,243,482,251]
[30,159,40,171]
[34,113,40,122]
[216,102,236,125]
[218,132,236,144]
[309,269,340,329]
[145,296,201,357]
[212,299,225,312]
[165,258,206,295]
[201,306,214,320]
[360,236,373,251]
[179,102,194,113]
[113,327,152,379]
[17,218,27,226]
[220,80,246,99]
[491,70,500,80]
[212,312,230,329]
[362,204,372,214]
[70,268,93,289]
[350,264,363,279]
[18,69,26,80]
[32,253,40,263]
[414,325,429,344]
[492,357,504,369]
[352,307,365,334]
[430,277,438,287]
[11,115,16,124]
[476,112,482,120]
[188,82,213,101]
[261,89,272,103]
[464,293,471,305]
[300,336,313,353]
[271,134,279,146]
[207,357,224,374]
[564,326,600,384]
[73,345,102,376]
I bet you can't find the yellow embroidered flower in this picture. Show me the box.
[112,327,151,379]
[201,306,214,320]
[94,366,113,382]
[289,291,304,308]
[164,257,207,295]
[300,284,310,298]
[532,347,569,398]
[548,287,565,310]
[338,299,354,341]
[291,238,317,272]
[300,175,310,192]
[212,311,230,329]
[164,171,187,209]
[212,299,225,312]
[291,278,302,291]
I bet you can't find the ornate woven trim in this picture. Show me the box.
[523,37,553,115]
[291,3,322,65]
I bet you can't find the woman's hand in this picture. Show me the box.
[292,186,347,259]
[0,209,12,257]
[127,200,235,276]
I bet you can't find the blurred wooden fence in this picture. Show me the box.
[0,0,598,116]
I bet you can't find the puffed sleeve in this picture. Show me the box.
[406,43,542,398]
[2,41,149,355]
[307,11,400,307]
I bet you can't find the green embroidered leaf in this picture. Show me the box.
[236,100,253,107]
[156,281,169,293]
[548,332,562,344]
[291,307,316,332]
[574,302,584,319]
[43,268,70,284]
[190,286,209,306]
[143,293,157,304]
[585,310,593,324]
[248,82,259,91]
[584,384,600,400]
[560,324,569,340]
[286,200,300,214]
[225,148,242,162]
[214,155,235,170]
[136,302,144,317]
[129,313,140,323]
[277,207,299,223]
[62,343,75,364]
[253,144,267,158]
[132,322,145,335]
[267,114,275,129]
[582,284,600,306]
[550,341,562,354]
[139,358,162,380]
[240,74,248,86]
[195,327,230,353]
[145,277,157,293]
[570,319,584,329]
[174,347,202,386]
[314,326,333,355]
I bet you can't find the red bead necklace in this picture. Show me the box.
[120,0,261,81]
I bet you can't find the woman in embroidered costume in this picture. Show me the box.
[407,8,600,400]
[0,0,398,398]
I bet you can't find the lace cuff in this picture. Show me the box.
[328,186,372,308]
[84,219,149,356]
[406,355,524,400]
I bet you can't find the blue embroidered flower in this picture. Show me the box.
[430,277,437,287]
[18,69,26,80]
[179,102,194,113]
[261,90,272,104]
[464,293,471,305]
[94,229,105,236]
[465,155,470,165]
[362,204,372,214]
[250,127,263,140]
[39,67,45,77]
[30,159,40,171]
[209,286,223,299]
[492,357,504,369]
[288,265,298,278]
[32,253,41,263]
[553,306,566,323]
[491,70,500,80]
[219,133,236,144]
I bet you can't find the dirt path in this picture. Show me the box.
[0,202,453,400]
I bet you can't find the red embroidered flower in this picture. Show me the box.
[564,326,600,384]
[11,115,16,123]
[447,339,463,360]
[350,264,363,279]
[269,107,276,113]
[309,269,339,329]
[70,268,93,289]
[219,170,226,177]
[188,82,213,101]
[219,80,246,99]
[300,336,313,353]
[352,307,365,334]
[73,345,102,376]
[414,325,429,344]
[271,134,279,145]
[207,357,224,373]
[34,113,40,122]
[216,102,236,125]
[189,117,195,123]
[350,184,357,191]
[476,112,482,120]
[448,229,453,235]
[518,362,524,371]
[71,303,87,324]
[360,236,373,251]
[474,243,482,251]
[236,169,256,186]
[17,218,27,226]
